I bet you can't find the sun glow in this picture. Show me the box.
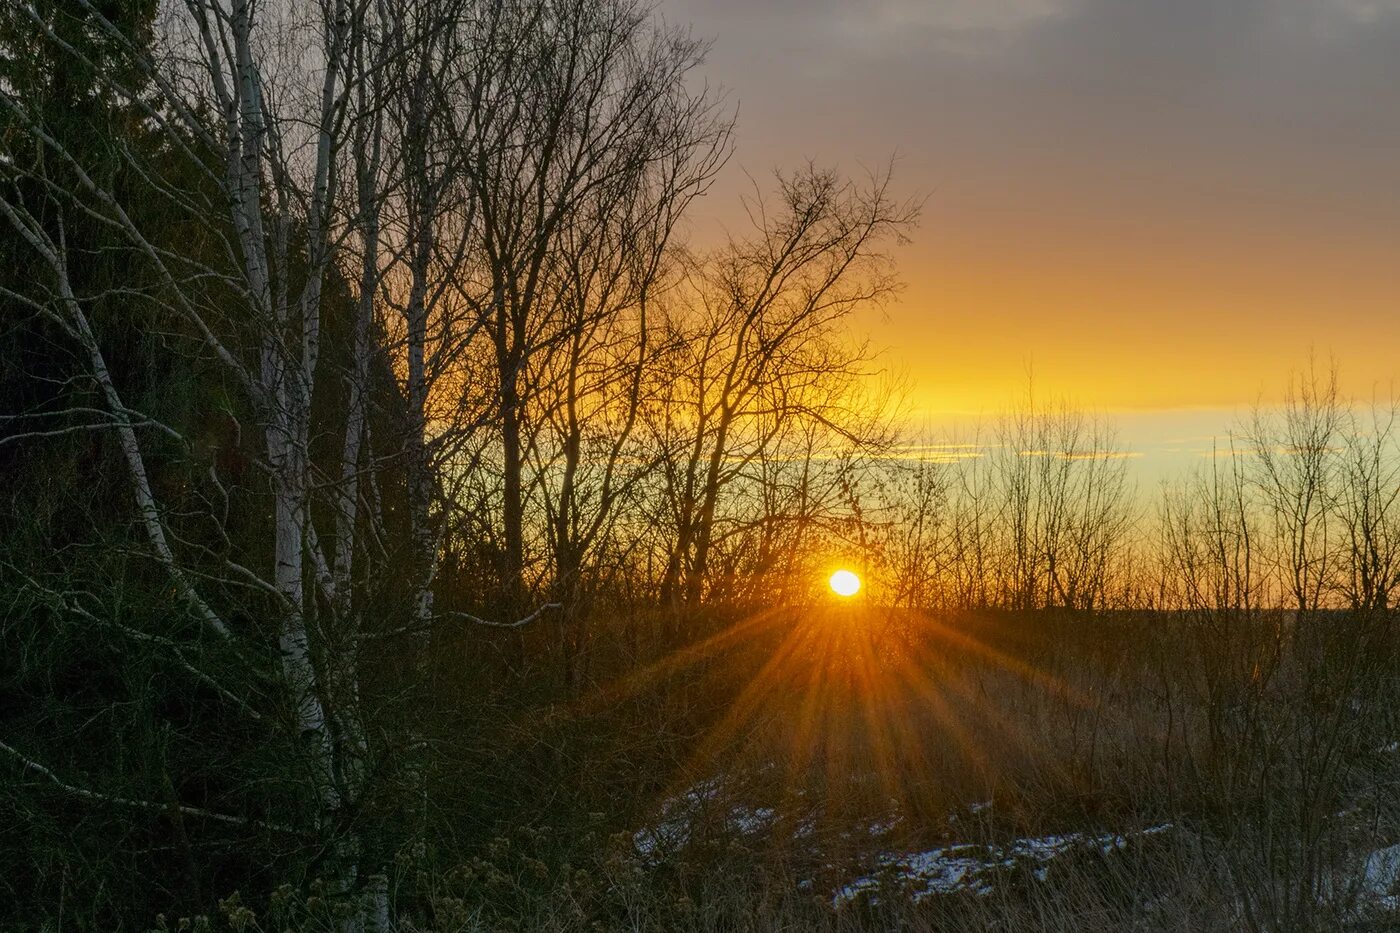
[829,569,861,597]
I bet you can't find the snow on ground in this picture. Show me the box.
[832,823,1174,907]
[632,777,724,858]
[631,776,1180,908]
[634,774,1400,915]
[631,776,1400,916]
[632,777,777,859]
[833,844,997,905]
[1364,843,1400,910]
[732,805,777,835]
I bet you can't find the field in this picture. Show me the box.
[275,607,1400,932]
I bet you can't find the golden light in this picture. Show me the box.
[828,569,861,597]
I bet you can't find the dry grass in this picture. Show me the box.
[146,606,1400,933]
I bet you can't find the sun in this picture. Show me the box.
[829,569,861,597]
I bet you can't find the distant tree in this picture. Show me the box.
[1246,361,1347,614]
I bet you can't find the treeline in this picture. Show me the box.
[876,364,1400,616]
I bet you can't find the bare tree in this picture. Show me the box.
[1335,396,1400,610]
[442,0,725,610]
[1246,361,1346,614]
[963,390,1135,612]
[650,164,918,612]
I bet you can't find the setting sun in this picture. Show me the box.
[829,569,861,597]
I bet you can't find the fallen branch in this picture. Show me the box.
[0,740,301,835]
[362,602,563,641]
[441,602,563,629]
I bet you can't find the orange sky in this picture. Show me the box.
[663,0,1400,449]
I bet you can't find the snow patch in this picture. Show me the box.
[1364,843,1400,910]
[632,777,723,858]
[632,778,777,859]
[833,823,1174,908]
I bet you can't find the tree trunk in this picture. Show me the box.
[501,368,525,608]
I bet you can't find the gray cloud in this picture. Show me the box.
[658,0,1400,413]
[1331,0,1400,22]
[830,0,1082,39]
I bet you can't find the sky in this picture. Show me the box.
[659,0,1400,480]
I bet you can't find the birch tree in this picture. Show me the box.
[1,0,404,923]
